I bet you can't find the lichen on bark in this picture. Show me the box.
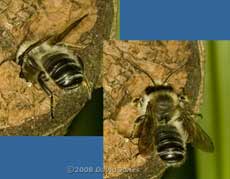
[103,40,205,179]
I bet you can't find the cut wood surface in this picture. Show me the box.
[0,0,114,135]
[103,40,205,179]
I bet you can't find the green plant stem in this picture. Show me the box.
[196,41,230,179]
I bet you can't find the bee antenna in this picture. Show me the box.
[162,60,187,85]
[49,14,88,45]
[141,69,157,86]
[125,57,157,86]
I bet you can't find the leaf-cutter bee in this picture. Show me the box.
[15,14,89,119]
[130,62,214,167]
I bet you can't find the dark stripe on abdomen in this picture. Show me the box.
[156,125,185,164]
[43,53,83,89]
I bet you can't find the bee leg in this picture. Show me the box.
[37,72,54,119]
[133,152,141,158]
[83,77,92,100]
[132,97,145,109]
[16,55,26,78]
[132,97,141,104]
[194,113,203,120]
[130,115,146,138]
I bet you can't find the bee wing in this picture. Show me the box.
[183,114,214,152]
[50,14,88,45]
[138,104,157,156]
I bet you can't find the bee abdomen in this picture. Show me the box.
[156,125,185,164]
[43,53,83,89]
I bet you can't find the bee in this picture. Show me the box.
[130,62,214,167]
[15,14,89,119]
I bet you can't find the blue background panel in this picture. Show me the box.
[120,0,230,40]
[0,137,103,179]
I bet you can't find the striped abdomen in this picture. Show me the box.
[43,53,83,89]
[156,125,185,165]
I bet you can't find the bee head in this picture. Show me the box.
[145,85,173,95]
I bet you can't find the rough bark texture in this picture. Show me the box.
[0,0,114,135]
[103,41,205,179]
